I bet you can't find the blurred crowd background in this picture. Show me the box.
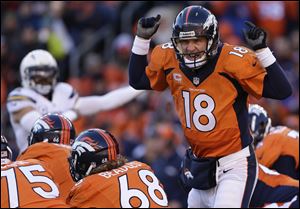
[1,1,299,207]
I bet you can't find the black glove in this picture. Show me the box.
[243,21,267,51]
[136,14,161,40]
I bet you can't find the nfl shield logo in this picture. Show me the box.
[193,77,200,85]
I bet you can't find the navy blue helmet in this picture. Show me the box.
[69,128,120,181]
[28,113,76,146]
[248,104,272,145]
[171,5,219,70]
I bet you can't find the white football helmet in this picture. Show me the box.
[20,49,59,95]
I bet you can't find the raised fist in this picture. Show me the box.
[243,21,267,51]
[136,14,161,40]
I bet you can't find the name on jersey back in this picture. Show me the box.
[98,161,143,178]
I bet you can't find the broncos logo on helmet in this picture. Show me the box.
[69,128,120,182]
[28,113,76,146]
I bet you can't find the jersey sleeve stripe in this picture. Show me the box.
[7,95,37,103]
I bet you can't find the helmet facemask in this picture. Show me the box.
[248,104,272,146]
[20,49,59,96]
[1,135,13,165]
[23,65,58,95]
[69,147,110,182]
[250,117,272,146]
[171,35,211,70]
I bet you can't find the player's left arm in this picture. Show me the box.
[243,21,292,99]
[74,86,145,116]
[257,136,281,167]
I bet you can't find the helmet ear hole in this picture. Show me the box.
[69,128,120,181]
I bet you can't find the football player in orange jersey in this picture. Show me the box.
[249,104,299,180]
[17,113,76,202]
[67,128,169,208]
[250,164,299,208]
[1,135,68,208]
[128,5,292,208]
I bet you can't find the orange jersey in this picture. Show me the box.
[146,43,266,157]
[67,161,168,208]
[17,143,75,201]
[1,159,68,208]
[255,126,299,169]
[258,164,299,188]
[250,164,299,208]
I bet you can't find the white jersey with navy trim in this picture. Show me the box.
[6,82,78,153]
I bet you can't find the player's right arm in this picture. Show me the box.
[128,15,161,90]
[6,89,42,132]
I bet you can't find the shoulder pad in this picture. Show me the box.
[151,43,177,70]
[7,88,37,113]
[54,82,78,99]
[221,43,264,79]
[52,82,79,111]
[160,42,175,50]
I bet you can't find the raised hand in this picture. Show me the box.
[243,21,267,51]
[136,14,161,40]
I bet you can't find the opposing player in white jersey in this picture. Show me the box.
[6,49,145,154]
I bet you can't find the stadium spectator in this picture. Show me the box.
[134,122,187,208]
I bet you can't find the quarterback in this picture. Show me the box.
[128,5,292,208]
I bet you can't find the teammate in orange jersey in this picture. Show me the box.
[128,5,292,208]
[249,104,299,180]
[67,128,168,208]
[250,164,299,208]
[17,113,76,202]
[1,135,68,208]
